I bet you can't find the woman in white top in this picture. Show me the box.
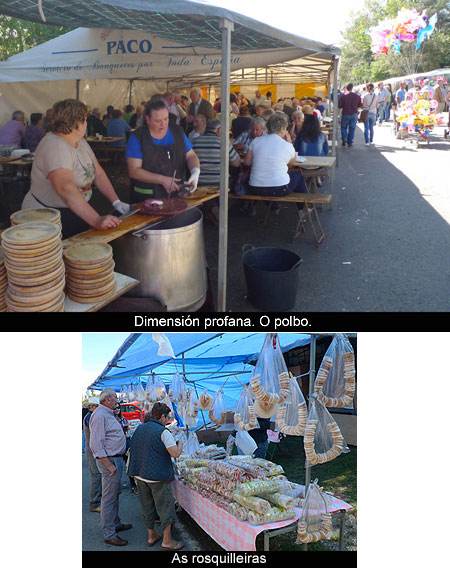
[22,99,128,239]
[362,83,379,146]
[244,113,306,212]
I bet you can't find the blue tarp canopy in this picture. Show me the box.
[89,333,311,411]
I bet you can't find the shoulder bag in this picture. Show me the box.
[358,94,375,123]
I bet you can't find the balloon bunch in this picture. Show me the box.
[396,92,444,138]
[367,8,437,55]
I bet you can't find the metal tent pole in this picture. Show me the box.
[217,18,234,312]
[76,79,80,100]
[332,56,339,167]
[303,333,317,551]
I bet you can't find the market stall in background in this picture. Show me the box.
[85,331,357,551]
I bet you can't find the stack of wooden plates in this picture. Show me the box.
[64,241,116,303]
[0,249,7,312]
[1,222,65,312]
[10,208,62,230]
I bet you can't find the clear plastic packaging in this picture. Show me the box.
[304,394,348,465]
[250,334,290,417]
[235,430,257,455]
[261,492,296,509]
[297,479,332,544]
[232,493,271,514]
[235,478,284,497]
[119,384,128,402]
[314,334,356,408]
[276,375,307,436]
[247,506,296,525]
[146,374,167,402]
[209,389,226,425]
[209,460,249,483]
[234,385,258,430]
[169,372,186,403]
[225,459,265,479]
[227,502,249,521]
[198,388,214,411]
[226,435,235,457]
[183,388,199,429]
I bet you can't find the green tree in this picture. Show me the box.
[0,15,73,61]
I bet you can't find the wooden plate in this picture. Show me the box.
[1,222,60,247]
[6,264,65,287]
[0,240,61,258]
[64,241,112,266]
[65,259,115,277]
[4,249,63,268]
[66,276,115,296]
[64,254,113,271]
[5,257,63,276]
[8,274,65,294]
[1,231,61,250]
[10,208,61,226]
[7,284,64,306]
[68,285,115,304]
[66,270,115,287]
[6,291,65,312]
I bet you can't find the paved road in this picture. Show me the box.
[202,119,450,312]
[82,451,220,551]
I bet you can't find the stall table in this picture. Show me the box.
[290,155,336,205]
[63,271,139,312]
[172,477,353,551]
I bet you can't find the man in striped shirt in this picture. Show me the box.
[192,119,241,186]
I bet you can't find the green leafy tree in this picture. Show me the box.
[0,15,73,61]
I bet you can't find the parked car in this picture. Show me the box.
[120,402,145,422]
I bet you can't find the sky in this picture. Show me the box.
[206,0,365,45]
[82,332,131,394]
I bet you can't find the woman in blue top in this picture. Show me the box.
[293,111,329,157]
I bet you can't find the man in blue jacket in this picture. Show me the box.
[128,402,184,551]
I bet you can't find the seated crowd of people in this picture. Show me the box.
[0,87,331,235]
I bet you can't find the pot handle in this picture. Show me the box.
[291,258,303,271]
[242,244,254,257]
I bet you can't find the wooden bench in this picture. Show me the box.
[229,193,332,245]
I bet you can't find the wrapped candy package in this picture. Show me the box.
[232,493,271,514]
[235,478,284,497]
[227,502,249,521]
[248,506,296,526]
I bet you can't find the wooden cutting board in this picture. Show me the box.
[61,190,220,246]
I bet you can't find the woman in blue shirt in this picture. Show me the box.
[293,112,329,157]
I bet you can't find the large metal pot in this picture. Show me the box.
[112,208,207,311]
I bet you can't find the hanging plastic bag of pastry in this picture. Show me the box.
[169,372,186,403]
[234,384,258,431]
[276,374,307,436]
[314,333,356,408]
[250,333,290,418]
[198,387,214,411]
[119,384,128,402]
[304,394,349,465]
[209,388,226,425]
[297,479,332,544]
[146,374,167,402]
[127,384,136,402]
[184,387,199,429]
[135,381,146,402]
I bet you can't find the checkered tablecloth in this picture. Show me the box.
[172,478,353,551]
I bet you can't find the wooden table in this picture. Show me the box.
[290,155,336,206]
[86,137,125,143]
[64,272,139,312]
[62,189,220,247]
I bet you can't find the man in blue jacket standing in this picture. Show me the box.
[128,402,184,551]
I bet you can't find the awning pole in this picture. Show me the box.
[332,56,339,167]
[218,17,234,312]
[76,79,80,100]
[129,79,133,105]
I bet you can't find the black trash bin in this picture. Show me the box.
[242,245,303,311]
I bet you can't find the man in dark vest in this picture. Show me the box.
[126,99,201,203]
[128,402,184,551]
